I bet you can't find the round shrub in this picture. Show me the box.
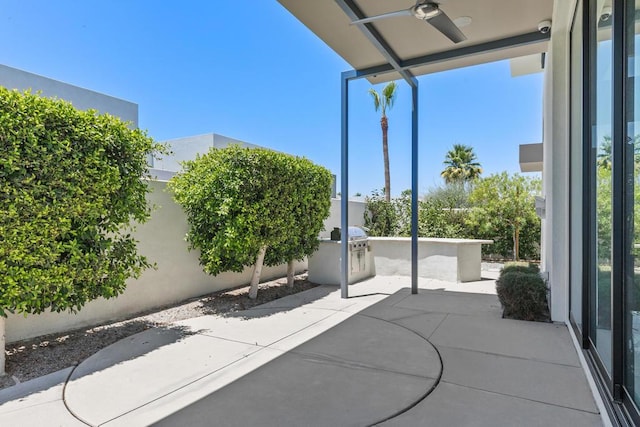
[501,262,540,275]
[496,270,548,321]
[168,145,333,278]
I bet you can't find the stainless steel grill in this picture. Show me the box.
[308,226,374,285]
[346,226,368,274]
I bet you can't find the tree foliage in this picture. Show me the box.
[364,189,400,236]
[169,146,332,296]
[365,187,467,239]
[424,182,471,209]
[467,172,541,260]
[441,144,483,184]
[0,88,161,317]
[418,198,467,238]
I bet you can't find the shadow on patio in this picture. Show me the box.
[150,280,602,427]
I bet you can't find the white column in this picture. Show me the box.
[543,1,576,322]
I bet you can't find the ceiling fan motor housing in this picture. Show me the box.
[413,3,441,20]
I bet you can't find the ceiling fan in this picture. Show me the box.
[350,1,467,44]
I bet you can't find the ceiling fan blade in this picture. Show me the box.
[427,11,467,43]
[351,9,413,25]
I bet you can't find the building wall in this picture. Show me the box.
[0,64,138,126]
[5,181,365,343]
[153,133,337,197]
[152,133,263,172]
[321,199,367,239]
[542,0,576,323]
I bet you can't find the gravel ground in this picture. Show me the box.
[0,273,319,390]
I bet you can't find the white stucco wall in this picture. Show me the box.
[5,184,365,343]
[321,199,367,238]
[0,64,138,126]
[4,181,307,342]
[152,133,264,172]
[542,0,576,323]
[153,133,337,197]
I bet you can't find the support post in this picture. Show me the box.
[340,71,351,299]
[411,82,419,294]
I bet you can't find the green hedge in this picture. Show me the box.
[0,88,162,316]
[169,145,333,276]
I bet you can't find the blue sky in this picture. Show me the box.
[0,0,543,196]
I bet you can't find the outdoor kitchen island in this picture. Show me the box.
[308,236,493,285]
[369,237,494,283]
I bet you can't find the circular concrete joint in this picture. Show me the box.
[63,311,442,426]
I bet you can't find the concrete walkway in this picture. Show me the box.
[0,275,605,426]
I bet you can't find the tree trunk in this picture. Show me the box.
[513,227,520,261]
[381,116,391,202]
[287,260,295,287]
[249,246,267,299]
[0,317,5,376]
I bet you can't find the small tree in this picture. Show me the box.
[169,146,332,299]
[467,172,540,261]
[0,88,161,374]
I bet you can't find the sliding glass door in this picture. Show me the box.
[570,0,640,422]
[624,0,640,410]
[591,0,614,377]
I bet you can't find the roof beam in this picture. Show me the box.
[355,30,551,80]
[334,0,418,87]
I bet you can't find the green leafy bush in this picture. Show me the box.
[169,146,332,297]
[365,187,470,238]
[418,198,468,238]
[501,262,540,275]
[364,189,400,236]
[496,268,548,321]
[0,88,162,316]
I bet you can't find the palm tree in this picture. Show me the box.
[441,144,483,185]
[369,81,398,202]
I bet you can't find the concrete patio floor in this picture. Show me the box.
[0,274,606,426]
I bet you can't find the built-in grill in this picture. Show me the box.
[346,226,369,274]
[329,227,369,271]
[309,226,374,285]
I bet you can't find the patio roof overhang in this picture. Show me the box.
[276,0,555,297]
[277,0,554,83]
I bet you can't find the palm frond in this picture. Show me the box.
[368,89,381,112]
[382,81,398,112]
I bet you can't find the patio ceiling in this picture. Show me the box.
[277,0,555,83]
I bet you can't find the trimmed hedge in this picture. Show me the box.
[0,88,162,316]
[169,145,333,276]
[501,262,540,275]
[496,263,548,321]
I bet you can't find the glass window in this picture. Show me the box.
[591,0,614,375]
[570,0,584,330]
[624,0,640,407]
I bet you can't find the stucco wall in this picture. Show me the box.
[321,199,367,238]
[542,0,574,323]
[5,183,365,343]
[152,133,263,172]
[0,64,138,127]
